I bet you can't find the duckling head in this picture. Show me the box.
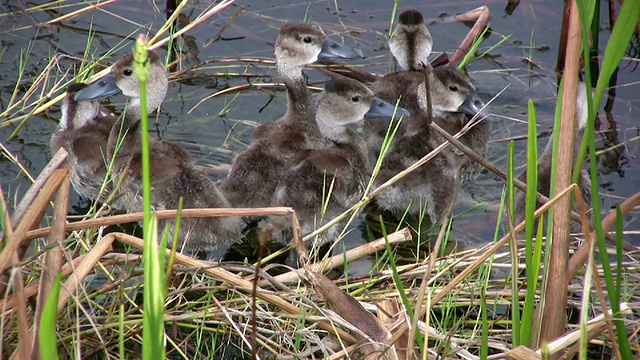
[75,50,168,119]
[317,78,404,142]
[59,83,100,130]
[429,66,484,117]
[389,9,433,71]
[275,24,363,80]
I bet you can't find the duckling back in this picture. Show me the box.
[50,83,118,203]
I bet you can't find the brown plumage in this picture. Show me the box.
[75,51,243,253]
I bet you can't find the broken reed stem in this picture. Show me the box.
[0,170,69,286]
[449,6,492,64]
[265,228,412,286]
[112,232,358,344]
[542,0,581,346]
[31,173,70,359]
[57,233,115,312]
[23,207,295,242]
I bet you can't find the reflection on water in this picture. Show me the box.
[1,0,639,260]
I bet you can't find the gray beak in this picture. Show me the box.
[319,39,364,60]
[459,92,485,117]
[74,73,121,101]
[366,97,410,118]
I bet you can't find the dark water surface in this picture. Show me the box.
[1,0,639,262]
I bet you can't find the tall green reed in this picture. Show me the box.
[132,37,166,360]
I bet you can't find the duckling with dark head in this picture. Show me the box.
[75,50,244,253]
[220,23,363,211]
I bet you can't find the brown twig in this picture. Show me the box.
[31,173,70,358]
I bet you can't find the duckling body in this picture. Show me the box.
[268,78,400,244]
[76,51,243,252]
[221,23,361,210]
[514,82,591,224]
[50,83,118,203]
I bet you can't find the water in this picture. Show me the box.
[1,0,639,259]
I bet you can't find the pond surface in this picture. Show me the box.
[1,0,639,263]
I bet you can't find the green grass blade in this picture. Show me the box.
[39,273,62,360]
[506,140,521,346]
[520,100,538,346]
[381,215,425,352]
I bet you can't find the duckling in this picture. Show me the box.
[267,77,401,244]
[389,9,433,71]
[50,83,117,203]
[220,23,362,210]
[514,82,591,224]
[75,51,243,252]
[369,9,489,183]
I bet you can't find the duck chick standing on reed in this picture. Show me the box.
[51,83,118,204]
[75,51,243,253]
[267,77,401,245]
[514,82,591,224]
[220,23,363,210]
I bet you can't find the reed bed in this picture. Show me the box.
[1,0,640,359]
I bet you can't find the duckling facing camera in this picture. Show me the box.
[220,23,363,211]
[75,50,244,253]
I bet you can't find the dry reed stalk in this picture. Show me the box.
[376,299,411,360]
[0,170,69,284]
[45,0,119,25]
[521,303,631,358]
[266,228,412,286]
[24,207,296,241]
[388,184,578,347]
[542,0,581,347]
[0,254,88,312]
[448,6,492,64]
[9,148,68,227]
[31,174,70,359]
[56,233,114,312]
[149,0,235,50]
[112,232,358,344]
[0,189,30,359]
[567,191,640,281]
[293,215,394,359]
[407,201,455,359]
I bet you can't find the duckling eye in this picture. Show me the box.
[351,95,362,103]
[448,85,459,92]
[123,68,133,76]
[302,36,314,44]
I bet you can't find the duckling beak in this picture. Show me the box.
[459,92,485,117]
[319,39,364,60]
[74,73,122,101]
[366,97,410,119]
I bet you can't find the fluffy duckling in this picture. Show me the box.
[389,9,433,71]
[370,9,489,183]
[514,82,591,224]
[75,51,243,252]
[220,23,362,210]
[267,77,401,244]
[51,83,117,203]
